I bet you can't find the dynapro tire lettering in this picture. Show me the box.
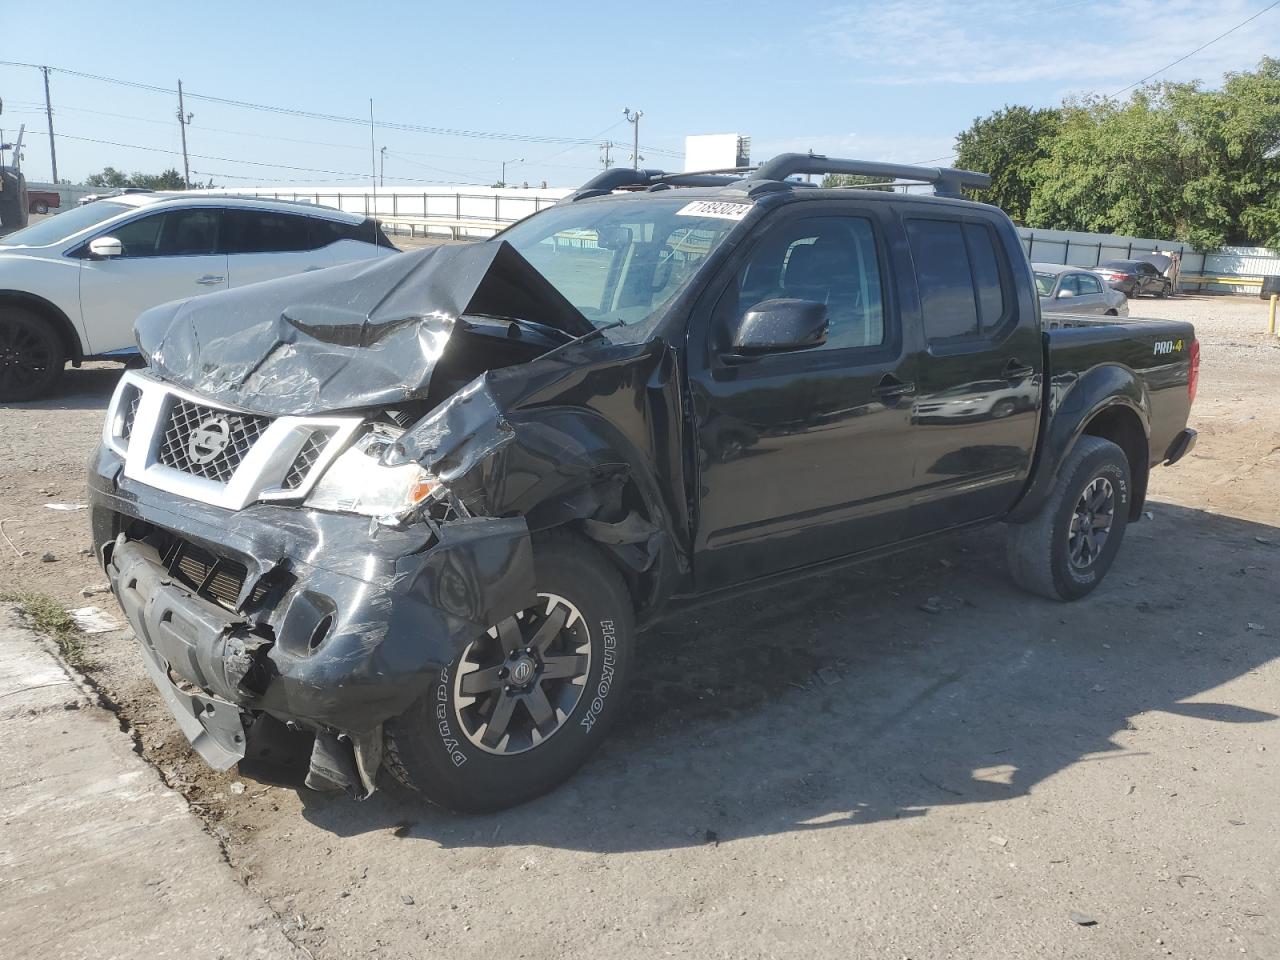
[580,620,616,731]
[435,666,467,766]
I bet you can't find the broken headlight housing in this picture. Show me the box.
[304,427,438,520]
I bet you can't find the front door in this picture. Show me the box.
[78,208,227,354]
[687,207,918,591]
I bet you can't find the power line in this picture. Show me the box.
[23,130,490,184]
[1109,0,1280,97]
[0,59,644,148]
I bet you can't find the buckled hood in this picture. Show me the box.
[135,240,595,416]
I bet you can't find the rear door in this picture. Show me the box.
[687,203,918,590]
[222,209,329,288]
[902,213,1042,534]
[1073,272,1110,313]
[78,207,227,354]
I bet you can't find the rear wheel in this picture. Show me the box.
[1006,435,1131,601]
[0,307,64,402]
[384,531,635,812]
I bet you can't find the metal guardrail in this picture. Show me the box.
[256,190,557,239]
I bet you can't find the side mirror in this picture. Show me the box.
[1056,288,1075,299]
[88,236,124,258]
[730,298,828,354]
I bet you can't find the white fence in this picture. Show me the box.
[195,184,569,239]
[184,185,1280,293]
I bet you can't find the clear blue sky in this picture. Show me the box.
[2,0,1274,188]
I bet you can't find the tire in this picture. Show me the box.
[1159,282,1170,299]
[1006,435,1131,601]
[384,530,635,812]
[0,307,64,402]
[990,397,1017,419]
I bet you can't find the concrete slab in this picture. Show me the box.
[0,607,304,960]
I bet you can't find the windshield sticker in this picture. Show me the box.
[676,200,751,221]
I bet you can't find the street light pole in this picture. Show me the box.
[501,157,523,188]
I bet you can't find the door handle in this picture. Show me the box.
[1002,359,1035,380]
[871,374,916,400]
[196,275,225,285]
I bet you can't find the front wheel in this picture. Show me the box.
[0,307,64,402]
[1006,435,1131,601]
[384,531,635,812]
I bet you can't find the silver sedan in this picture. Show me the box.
[1034,263,1129,317]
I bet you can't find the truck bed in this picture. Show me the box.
[1043,312,1196,466]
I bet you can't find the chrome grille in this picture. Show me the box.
[121,386,141,441]
[282,430,333,489]
[157,398,271,483]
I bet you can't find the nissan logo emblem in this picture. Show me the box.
[188,416,232,464]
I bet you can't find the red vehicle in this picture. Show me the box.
[28,190,60,215]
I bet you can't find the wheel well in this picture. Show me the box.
[0,291,83,361]
[1082,405,1148,520]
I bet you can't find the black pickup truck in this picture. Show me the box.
[89,154,1198,812]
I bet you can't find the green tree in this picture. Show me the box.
[84,167,187,190]
[1026,59,1280,250]
[954,105,1062,223]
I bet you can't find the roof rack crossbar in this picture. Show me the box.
[749,153,990,198]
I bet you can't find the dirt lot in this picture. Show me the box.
[2,294,1278,959]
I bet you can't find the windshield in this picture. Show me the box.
[497,195,745,336]
[0,201,133,247]
[1034,272,1057,297]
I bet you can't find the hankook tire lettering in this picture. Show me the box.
[580,620,616,731]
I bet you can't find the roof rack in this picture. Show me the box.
[564,153,991,202]
[749,154,990,198]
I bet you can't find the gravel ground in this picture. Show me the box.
[1,293,1277,959]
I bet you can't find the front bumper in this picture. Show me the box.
[89,444,535,780]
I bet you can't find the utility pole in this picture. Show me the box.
[176,80,193,188]
[41,66,58,183]
[623,107,642,168]
[369,99,377,194]
[599,141,614,170]
[380,145,387,186]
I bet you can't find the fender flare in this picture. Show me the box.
[1007,363,1150,524]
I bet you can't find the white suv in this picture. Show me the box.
[0,194,398,400]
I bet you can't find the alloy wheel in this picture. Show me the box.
[453,593,592,756]
[0,317,55,395]
[1068,476,1115,569]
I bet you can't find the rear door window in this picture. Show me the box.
[222,210,313,254]
[906,217,1010,342]
[1077,274,1103,296]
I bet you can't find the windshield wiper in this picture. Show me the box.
[536,318,627,362]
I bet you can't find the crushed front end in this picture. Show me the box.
[90,369,535,795]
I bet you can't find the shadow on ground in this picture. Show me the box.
[12,365,123,413]
[256,501,1278,851]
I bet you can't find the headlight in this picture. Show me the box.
[305,428,439,519]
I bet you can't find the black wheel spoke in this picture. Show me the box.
[481,693,517,748]
[495,616,522,654]
[527,605,568,654]
[524,687,555,731]
[540,653,588,680]
[460,665,506,696]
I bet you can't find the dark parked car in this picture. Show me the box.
[1097,259,1172,298]
[91,154,1199,813]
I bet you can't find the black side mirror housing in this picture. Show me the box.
[730,298,828,354]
